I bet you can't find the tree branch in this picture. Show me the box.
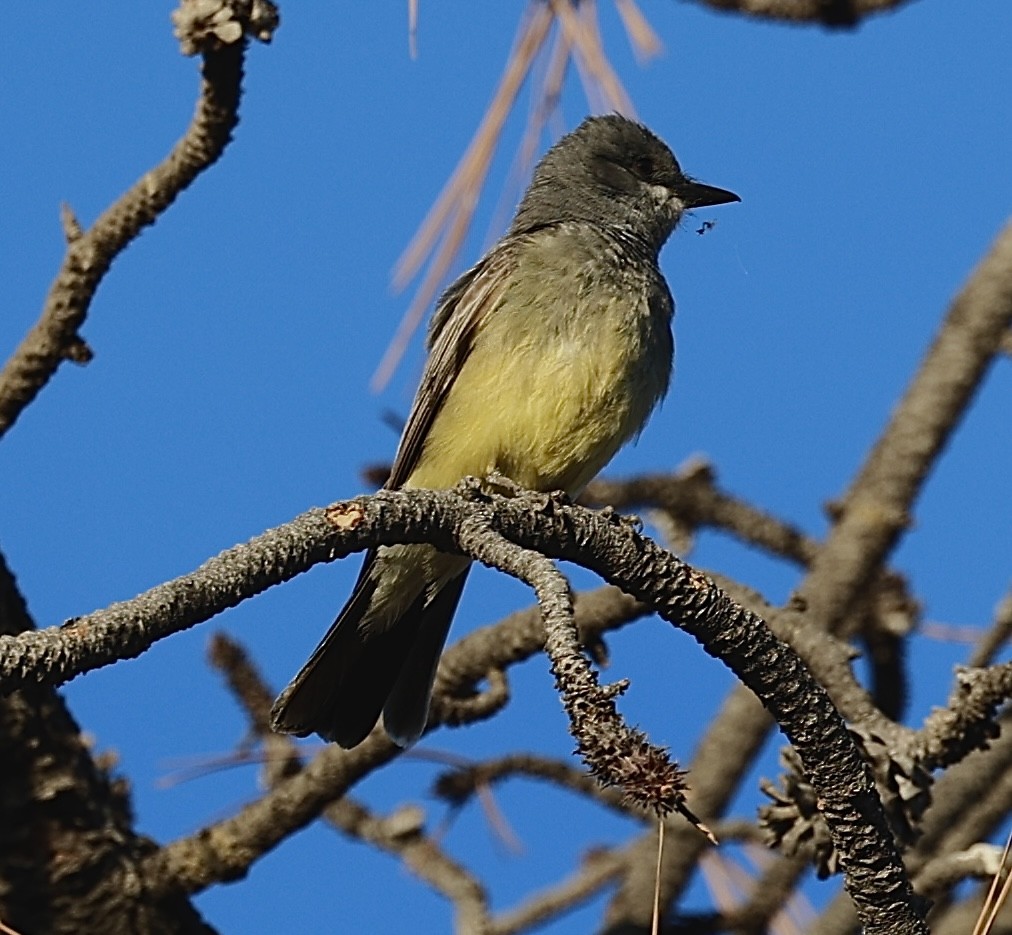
[206,634,491,932]
[799,220,1012,631]
[681,0,920,29]
[0,1,278,438]
[1,486,927,933]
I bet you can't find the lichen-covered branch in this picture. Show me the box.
[1,485,927,933]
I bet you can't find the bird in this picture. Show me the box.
[270,114,739,748]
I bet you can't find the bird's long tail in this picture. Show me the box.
[270,556,470,749]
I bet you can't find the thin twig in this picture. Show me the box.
[615,0,664,61]
[375,1,555,390]
[551,0,635,115]
[652,820,665,935]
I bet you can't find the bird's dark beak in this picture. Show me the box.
[676,179,740,209]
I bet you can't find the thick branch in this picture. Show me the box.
[682,0,920,28]
[1,488,926,933]
[0,551,214,934]
[799,220,1012,631]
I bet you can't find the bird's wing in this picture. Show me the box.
[386,243,518,490]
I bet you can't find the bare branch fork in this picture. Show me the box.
[1,484,929,933]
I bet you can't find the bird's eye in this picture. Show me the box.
[632,156,655,180]
[591,155,639,193]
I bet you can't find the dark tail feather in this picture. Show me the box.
[383,568,470,746]
[270,556,470,749]
[270,550,414,748]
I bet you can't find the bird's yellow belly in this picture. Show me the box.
[406,319,663,496]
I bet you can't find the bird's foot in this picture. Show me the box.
[482,470,524,497]
[599,504,643,533]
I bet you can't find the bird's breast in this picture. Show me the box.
[408,228,673,495]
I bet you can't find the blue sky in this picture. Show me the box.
[2,2,1010,931]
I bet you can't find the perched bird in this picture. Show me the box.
[271,114,739,748]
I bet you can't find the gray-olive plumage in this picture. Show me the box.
[270,115,739,748]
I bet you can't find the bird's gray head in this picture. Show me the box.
[510,114,739,254]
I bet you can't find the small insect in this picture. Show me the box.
[696,220,716,236]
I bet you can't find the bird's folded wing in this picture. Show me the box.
[386,244,519,490]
